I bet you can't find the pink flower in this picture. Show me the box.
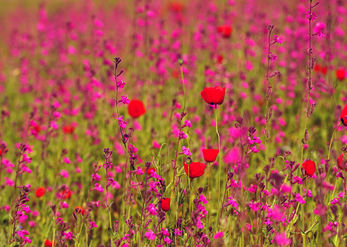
[198,194,208,204]
[174,228,182,236]
[118,115,127,129]
[152,140,161,149]
[295,193,306,204]
[144,229,156,240]
[164,237,172,244]
[60,170,69,178]
[213,231,224,239]
[63,231,74,240]
[182,146,191,156]
[89,221,97,229]
[273,232,291,246]
[63,157,71,164]
[119,96,130,104]
[224,146,242,165]
[313,204,327,216]
[50,121,58,130]
[183,120,192,128]
[5,177,14,186]
[28,221,36,227]
[147,203,157,215]
[94,183,104,192]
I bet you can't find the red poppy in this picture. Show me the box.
[302,160,315,177]
[184,162,207,178]
[143,167,156,175]
[202,149,219,163]
[341,104,347,126]
[216,55,224,64]
[217,25,232,38]
[321,66,327,75]
[44,239,53,247]
[201,87,226,105]
[337,153,346,171]
[35,187,46,198]
[313,64,321,72]
[336,68,346,81]
[63,125,75,134]
[171,69,180,78]
[0,144,8,157]
[74,206,85,215]
[128,99,146,118]
[33,124,41,133]
[60,189,72,199]
[313,64,327,75]
[161,198,171,211]
[170,2,184,12]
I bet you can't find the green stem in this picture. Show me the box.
[215,106,222,226]
[179,61,186,112]
[302,233,306,247]
[327,123,341,161]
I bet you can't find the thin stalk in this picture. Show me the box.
[215,106,222,226]
[179,60,186,112]
[264,25,274,141]
[327,126,337,161]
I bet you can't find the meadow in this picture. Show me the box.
[0,0,346,246]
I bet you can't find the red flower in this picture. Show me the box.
[44,239,53,247]
[216,55,224,64]
[321,66,327,75]
[128,99,146,118]
[202,149,219,163]
[59,188,72,199]
[33,124,41,134]
[161,198,171,211]
[63,125,75,134]
[35,187,46,198]
[74,206,85,215]
[314,64,327,75]
[217,25,232,38]
[313,64,321,72]
[336,68,346,81]
[171,69,180,78]
[337,153,346,172]
[184,162,206,178]
[341,104,347,126]
[0,144,8,157]
[302,160,315,177]
[170,2,184,12]
[143,167,156,175]
[201,87,226,105]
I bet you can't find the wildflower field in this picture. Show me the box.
[0,0,347,246]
